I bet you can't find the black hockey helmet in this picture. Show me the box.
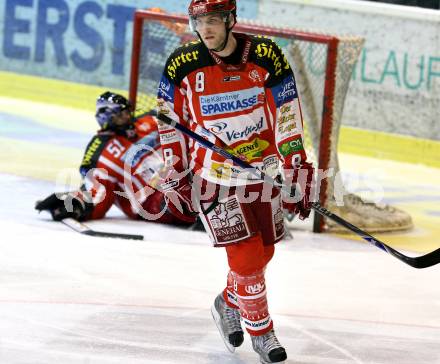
[95,91,133,130]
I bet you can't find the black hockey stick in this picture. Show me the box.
[157,113,440,269]
[62,218,144,240]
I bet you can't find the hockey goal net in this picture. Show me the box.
[129,9,412,233]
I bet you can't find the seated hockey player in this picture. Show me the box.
[36,91,197,226]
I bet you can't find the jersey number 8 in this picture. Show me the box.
[195,72,205,92]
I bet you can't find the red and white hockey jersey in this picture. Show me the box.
[79,114,188,223]
[157,33,310,186]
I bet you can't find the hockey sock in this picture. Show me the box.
[230,269,273,336]
[223,270,239,309]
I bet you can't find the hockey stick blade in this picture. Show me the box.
[62,218,144,240]
[311,203,440,269]
[157,113,440,268]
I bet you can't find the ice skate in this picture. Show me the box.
[211,293,244,352]
[251,329,287,363]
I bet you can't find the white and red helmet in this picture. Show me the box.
[188,0,236,17]
[188,0,237,50]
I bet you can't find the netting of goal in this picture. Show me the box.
[129,9,412,233]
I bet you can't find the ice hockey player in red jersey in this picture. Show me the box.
[36,91,197,226]
[156,0,315,363]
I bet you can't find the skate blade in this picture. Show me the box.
[210,304,235,353]
[260,359,286,364]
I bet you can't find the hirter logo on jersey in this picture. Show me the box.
[81,137,102,168]
[167,50,200,80]
[199,87,264,116]
[254,41,290,76]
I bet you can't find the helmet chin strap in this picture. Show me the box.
[211,26,231,52]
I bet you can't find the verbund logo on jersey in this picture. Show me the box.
[225,118,264,142]
[207,117,266,143]
[199,87,264,116]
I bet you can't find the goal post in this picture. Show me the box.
[129,9,413,233]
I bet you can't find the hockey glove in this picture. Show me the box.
[157,168,199,221]
[283,162,315,220]
[35,192,94,221]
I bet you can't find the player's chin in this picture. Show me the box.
[203,38,219,49]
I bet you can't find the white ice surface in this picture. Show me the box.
[0,174,439,364]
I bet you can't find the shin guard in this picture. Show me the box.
[231,269,273,336]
